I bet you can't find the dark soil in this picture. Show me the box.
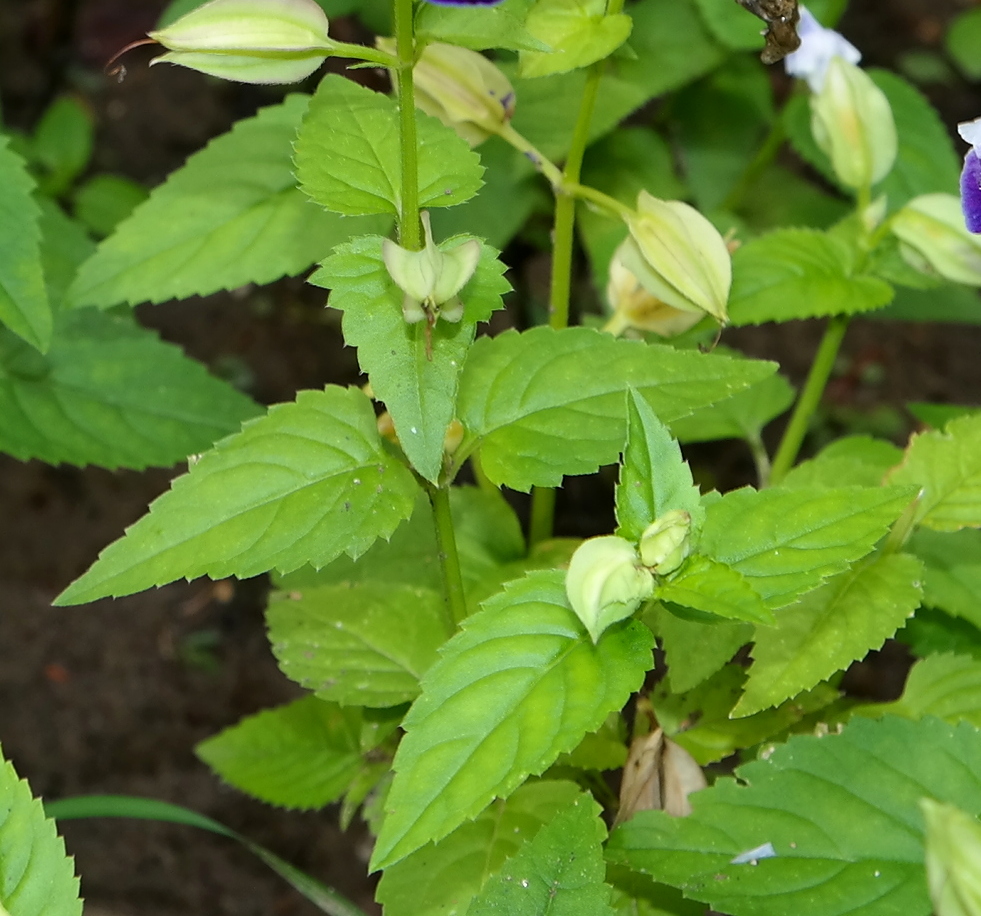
[1,1,980,913]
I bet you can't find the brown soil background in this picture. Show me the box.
[1,1,980,913]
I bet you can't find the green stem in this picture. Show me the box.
[394,0,420,249]
[328,41,396,68]
[768,314,850,485]
[528,45,607,547]
[562,181,632,219]
[426,481,468,631]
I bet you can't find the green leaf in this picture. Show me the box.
[0,748,81,916]
[947,7,981,80]
[699,485,917,610]
[509,0,724,162]
[0,309,260,469]
[867,654,981,729]
[870,70,961,211]
[196,696,388,810]
[888,413,981,531]
[907,403,979,430]
[69,95,381,308]
[553,714,628,771]
[616,389,702,543]
[311,234,508,482]
[295,75,482,218]
[457,326,776,491]
[376,780,583,916]
[0,133,51,351]
[370,570,653,870]
[607,715,981,916]
[781,435,904,489]
[55,386,420,605]
[31,96,93,195]
[415,0,547,51]
[267,583,447,707]
[908,528,981,629]
[72,174,148,237]
[898,607,981,663]
[657,556,773,625]
[669,364,794,446]
[519,0,632,78]
[46,794,366,916]
[653,663,840,765]
[468,792,615,916]
[653,607,752,692]
[36,200,94,313]
[734,552,924,717]
[728,229,894,326]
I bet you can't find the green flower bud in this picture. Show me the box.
[376,39,515,147]
[809,56,897,191]
[381,212,481,325]
[605,241,705,338]
[921,798,981,916]
[638,510,692,575]
[565,536,655,643]
[148,0,334,85]
[622,192,731,324]
[892,194,981,287]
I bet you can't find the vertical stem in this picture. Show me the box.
[394,0,420,249]
[528,45,606,548]
[768,315,850,486]
[394,0,465,632]
[426,482,468,631]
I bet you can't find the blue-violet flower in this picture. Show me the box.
[958,118,981,234]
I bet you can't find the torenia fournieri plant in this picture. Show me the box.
[12,0,981,913]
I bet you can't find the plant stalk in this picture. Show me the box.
[426,481,468,631]
[394,0,421,250]
[768,314,850,485]
[528,39,606,548]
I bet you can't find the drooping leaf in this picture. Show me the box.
[196,696,397,810]
[781,435,904,489]
[267,583,447,707]
[653,663,840,765]
[657,556,773,625]
[46,794,366,916]
[376,780,583,916]
[699,485,917,610]
[908,528,981,629]
[519,0,632,79]
[0,749,81,916]
[468,792,616,916]
[0,309,260,469]
[887,413,981,531]
[69,95,382,308]
[608,716,981,916]
[456,326,776,491]
[370,570,653,870]
[311,234,508,481]
[734,552,924,717]
[728,229,894,326]
[616,389,703,543]
[0,133,51,351]
[55,386,420,605]
[295,75,483,218]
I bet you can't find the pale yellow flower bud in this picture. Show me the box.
[892,193,981,286]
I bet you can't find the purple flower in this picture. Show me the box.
[958,118,981,234]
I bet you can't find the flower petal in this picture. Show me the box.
[961,149,981,234]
